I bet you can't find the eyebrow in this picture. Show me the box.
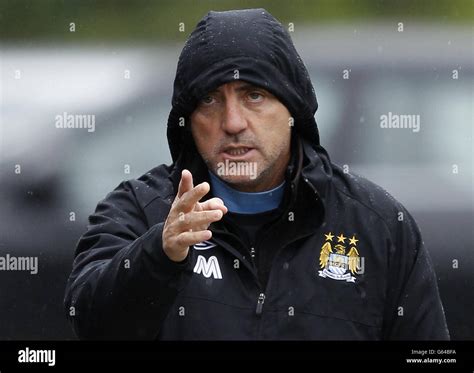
[208,83,262,94]
[234,83,260,92]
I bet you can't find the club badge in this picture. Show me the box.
[318,232,361,283]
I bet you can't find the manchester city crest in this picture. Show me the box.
[318,232,361,282]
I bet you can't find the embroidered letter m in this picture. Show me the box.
[193,255,223,279]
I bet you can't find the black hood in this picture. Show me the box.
[167,8,320,162]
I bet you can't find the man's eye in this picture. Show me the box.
[201,95,215,105]
[248,92,263,101]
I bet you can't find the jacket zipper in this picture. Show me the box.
[255,293,265,316]
[255,292,265,339]
[252,215,322,337]
[216,176,321,338]
[251,195,294,338]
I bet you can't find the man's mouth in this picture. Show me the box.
[225,147,251,156]
[221,146,256,160]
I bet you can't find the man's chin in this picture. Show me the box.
[211,158,261,189]
[219,175,259,190]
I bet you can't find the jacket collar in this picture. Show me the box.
[300,139,333,210]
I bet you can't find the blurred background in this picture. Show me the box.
[0,0,472,340]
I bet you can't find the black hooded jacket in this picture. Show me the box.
[64,9,449,340]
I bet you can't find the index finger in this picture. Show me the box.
[177,169,194,198]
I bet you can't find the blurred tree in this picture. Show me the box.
[0,0,472,43]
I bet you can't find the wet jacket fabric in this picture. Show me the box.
[64,138,449,340]
[64,9,449,340]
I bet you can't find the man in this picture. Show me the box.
[64,8,449,340]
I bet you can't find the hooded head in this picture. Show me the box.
[167,8,320,163]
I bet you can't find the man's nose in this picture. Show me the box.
[221,99,247,134]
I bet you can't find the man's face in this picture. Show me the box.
[190,81,292,192]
